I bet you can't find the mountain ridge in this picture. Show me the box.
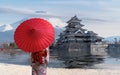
[0,18,119,43]
[0,18,64,42]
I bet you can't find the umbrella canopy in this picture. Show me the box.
[14,18,54,52]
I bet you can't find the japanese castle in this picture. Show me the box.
[52,16,107,67]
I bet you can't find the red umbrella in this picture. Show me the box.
[14,18,54,52]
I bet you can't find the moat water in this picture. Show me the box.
[0,50,120,69]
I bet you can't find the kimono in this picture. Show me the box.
[31,48,49,75]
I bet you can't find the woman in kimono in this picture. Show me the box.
[31,48,49,75]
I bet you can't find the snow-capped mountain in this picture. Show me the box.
[0,24,13,32]
[0,17,120,43]
[0,18,120,43]
[12,18,28,29]
[0,18,28,42]
[0,30,14,42]
[0,18,65,42]
[103,36,120,42]
[0,18,27,32]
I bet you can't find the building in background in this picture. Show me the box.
[51,16,107,68]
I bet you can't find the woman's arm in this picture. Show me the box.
[45,48,49,65]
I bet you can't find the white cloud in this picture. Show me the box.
[0,7,58,17]
[0,7,39,14]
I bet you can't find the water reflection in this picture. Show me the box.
[89,44,120,69]
[97,44,120,69]
[0,50,30,65]
[50,44,120,69]
[107,44,120,58]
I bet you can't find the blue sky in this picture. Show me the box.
[0,0,120,37]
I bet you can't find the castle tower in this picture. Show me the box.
[65,15,86,34]
[53,16,106,68]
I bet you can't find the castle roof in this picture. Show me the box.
[67,15,82,23]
